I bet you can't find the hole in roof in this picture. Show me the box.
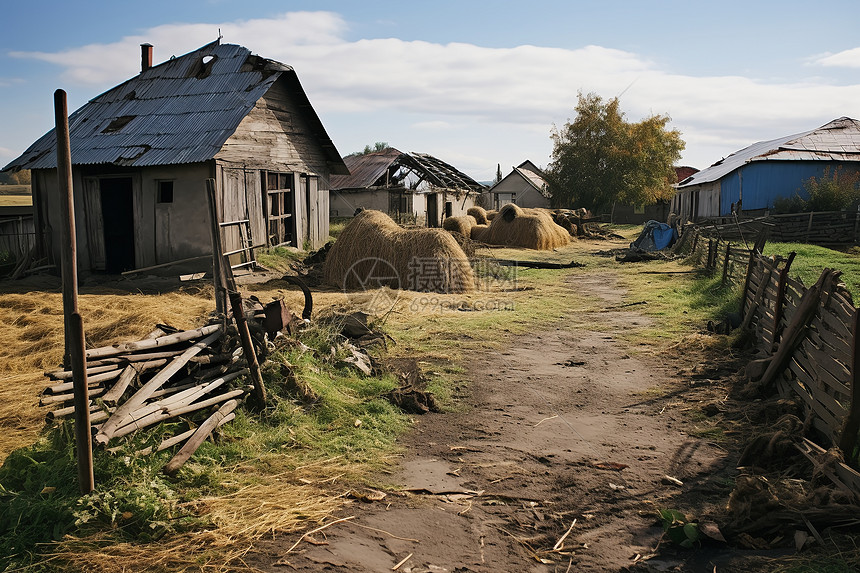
[190,54,218,79]
[102,115,136,133]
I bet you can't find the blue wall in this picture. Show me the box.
[719,162,848,214]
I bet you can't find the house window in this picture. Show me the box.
[157,181,174,203]
[445,201,453,218]
[266,172,293,246]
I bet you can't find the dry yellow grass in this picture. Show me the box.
[0,285,213,458]
[0,195,33,206]
[54,458,353,572]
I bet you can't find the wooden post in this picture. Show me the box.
[206,178,226,315]
[70,312,94,493]
[722,243,732,286]
[839,307,860,456]
[771,252,797,353]
[690,229,699,261]
[229,291,267,408]
[740,250,757,317]
[754,270,835,393]
[55,89,94,494]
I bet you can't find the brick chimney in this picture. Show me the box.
[140,43,153,72]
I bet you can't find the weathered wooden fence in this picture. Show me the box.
[674,225,860,498]
[0,213,36,260]
[701,209,860,247]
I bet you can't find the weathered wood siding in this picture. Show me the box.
[216,78,332,249]
[216,166,265,257]
[34,163,213,273]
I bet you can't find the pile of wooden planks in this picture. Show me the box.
[41,322,251,467]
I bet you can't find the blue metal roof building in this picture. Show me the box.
[672,118,860,221]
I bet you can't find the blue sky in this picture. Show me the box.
[3,1,860,181]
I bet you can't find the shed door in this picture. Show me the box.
[83,178,106,271]
[100,177,136,273]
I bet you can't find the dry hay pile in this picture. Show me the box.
[0,288,212,458]
[470,224,490,242]
[476,203,570,250]
[466,206,489,225]
[442,214,478,237]
[323,210,475,293]
[486,209,498,221]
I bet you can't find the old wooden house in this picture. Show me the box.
[3,40,347,273]
[488,160,550,210]
[329,147,485,226]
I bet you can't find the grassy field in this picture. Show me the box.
[0,226,857,571]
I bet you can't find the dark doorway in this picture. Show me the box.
[427,194,438,227]
[100,177,136,273]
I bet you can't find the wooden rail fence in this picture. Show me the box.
[673,225,860,498]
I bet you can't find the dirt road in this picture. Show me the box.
[251,270,735,571]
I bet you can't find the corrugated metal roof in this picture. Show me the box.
[331,148,404,190]
[330,148,485,193]
[3,41,347,174]
[678,117,860,188]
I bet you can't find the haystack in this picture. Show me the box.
[480,204,570,250]
[470,224,490,242]
[466,206,489,225]
[323,210,475,293]
[486,209,498,221]
[442,215,477,237]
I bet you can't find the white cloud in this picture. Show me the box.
[812,48,860,68]
[8,11,860,173]
[412,120,454,131]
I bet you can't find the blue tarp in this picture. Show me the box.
[630,220,678,251]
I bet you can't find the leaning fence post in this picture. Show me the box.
[691,230,699,261]
[722,243,732,286]
[771,252,797,353]
[838,306,860,456]
[229,291,267,409]
[740,249,756,317]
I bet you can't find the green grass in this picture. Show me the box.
[0,321,409,570]
[329,217,350,241]
[764,241,860,297]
